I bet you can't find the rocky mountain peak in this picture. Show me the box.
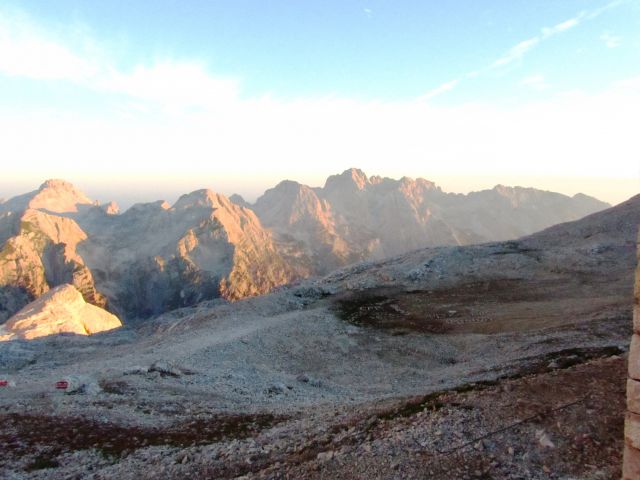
[125,200,170,215]
[273,179,304,192]
[264,180,319,203]
[101,201,120,215]
[492,184,514,195]
[414,177,438,189]
[324,168,370,191]
[172,189,229,210]
[28,179,93,213]
[254,181,320,218]
[39,179,76,191]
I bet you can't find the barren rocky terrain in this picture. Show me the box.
[0,194,637,478]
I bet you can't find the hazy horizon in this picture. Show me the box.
[0,169,637,211]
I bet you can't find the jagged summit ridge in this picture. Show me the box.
[324,167,370,191]
[252,168,609,272]
[39,178,80,191]
[173,189,227,210]
[0,178,94,216]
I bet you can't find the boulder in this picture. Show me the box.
[0,284,121,341]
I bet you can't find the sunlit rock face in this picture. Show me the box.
[0,179,94,215]
[77,189,302,320]
[0,180,106,322]
[0,181,300,322]
[0,284,121,341]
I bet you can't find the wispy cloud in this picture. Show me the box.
[0,10,97,81]
[0,8,239,111]
[99,62,239,109]
[418,79,460,102]
[520,74,549,91]
[492,38,540,68]
[419,1,626,101]
[600,32,622,48]
[541,17,581,37]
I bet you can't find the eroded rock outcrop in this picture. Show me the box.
[0,284,121,341]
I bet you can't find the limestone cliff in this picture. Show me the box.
[252,180,352,273]
[76,189,300,319]
[0,181,106,321]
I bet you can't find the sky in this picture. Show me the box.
[0,0,639,207]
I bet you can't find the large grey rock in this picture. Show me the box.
[0,284,121,341]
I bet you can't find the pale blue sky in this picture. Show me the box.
[0,1,639,205]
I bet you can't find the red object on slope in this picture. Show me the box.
[55,380,69,390]
[0,380,8,387]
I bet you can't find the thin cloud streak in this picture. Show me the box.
[418,79,460,102]
[520,74,549,91]
[491,37,540,68]
[600,32,622,48]
[419,0,627,101]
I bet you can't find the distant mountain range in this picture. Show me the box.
[251,168,608,273]
[0,170,610,322]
